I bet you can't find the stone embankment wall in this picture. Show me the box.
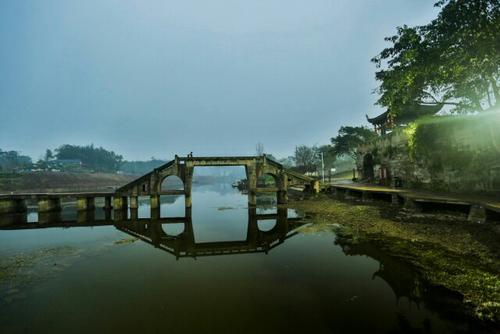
[357,109,500,194]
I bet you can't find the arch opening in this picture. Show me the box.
[160,195,185,218]
[257,173,278,188]
[163,223,185,236]
[161,175,184,192]
[256,173,278,211]
[257,219,277,232]
[25,198,38,223]
[60,196,77,222]
[137,196,151,219]
[191,166,248,242]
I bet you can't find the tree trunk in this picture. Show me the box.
[490,78,500,107]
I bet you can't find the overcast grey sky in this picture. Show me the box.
[0,0,438,160]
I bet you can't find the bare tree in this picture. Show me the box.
[255,142,265,156]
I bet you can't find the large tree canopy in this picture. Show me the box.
[294,145,320,173]
[0,149,32,172]
[318,145,336,172]
[331,126,376,159]
[55,144,123,172]
[372,0,500,117]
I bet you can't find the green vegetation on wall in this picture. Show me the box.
[402,110,500,191]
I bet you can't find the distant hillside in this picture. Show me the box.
[0,172,135,193]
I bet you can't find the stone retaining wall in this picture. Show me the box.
[357,109,500,194]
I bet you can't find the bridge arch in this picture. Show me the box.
[257,219,277,232]
[163,223,185,237]
[257,172,280,188]
[160,175,184,192]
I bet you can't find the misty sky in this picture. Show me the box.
[0,0,439,161]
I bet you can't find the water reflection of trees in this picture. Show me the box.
[334,232,482,332]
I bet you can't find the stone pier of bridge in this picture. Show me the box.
[0,193,115,215]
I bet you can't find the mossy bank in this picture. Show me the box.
[290,195,500,324]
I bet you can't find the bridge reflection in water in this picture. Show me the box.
[0,207,307,259]
[117,207,306,259]
[0,206,482,332]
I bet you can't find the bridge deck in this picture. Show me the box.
[0,192,114,200]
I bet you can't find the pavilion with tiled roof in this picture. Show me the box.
[366,103,444,135]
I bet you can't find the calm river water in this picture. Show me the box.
[0,179,485,333]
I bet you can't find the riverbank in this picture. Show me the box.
[0,172,135,194]
[290,195,500,324]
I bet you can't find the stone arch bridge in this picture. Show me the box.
[113,155,314,213]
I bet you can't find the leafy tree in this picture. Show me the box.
[333,155,356,174]
[294,145,320,173]
[44,149,53,162]
[318,145,336,170]
[0,149,32,172]
[372,25,437,117]
[372,0,500,117]
[34,159,48,171]
[317,145,337,180]
[54,144,123,172]
[331,126,376,159]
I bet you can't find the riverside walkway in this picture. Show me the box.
[325,183,500,223]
